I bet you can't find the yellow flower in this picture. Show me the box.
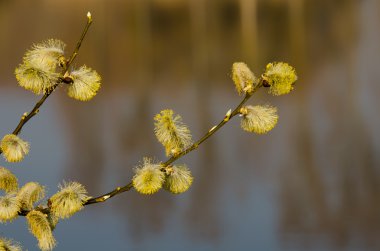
[133,158,165,195]
[26,210,56,251]
[0,134,29,163]
[14,39,65,94]
[0,167,18,193]
[15,63,58,94]
[23,39,66,71]
[232,62,257,95]
[240,105,278,134]
[154,109,192,156]
[17,182,45,210]
[0,193,20,223]
[0,237,22,251]
[66,66,101,101]
[164,164,193,194]
[262,62,297,96]
[49,181,90,219]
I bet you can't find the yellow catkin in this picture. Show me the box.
[232,62,257,95]
[164,164,193,194]
[240,105,278,134]
[154,109,192,156]
[15,63,58,94]
[23,39,66,71]
[26,210,56,251]
[49,181,90,219]
[0,237,23,251]
[0,167,18,193]
[66,66,101,101]
[0,193,20,223]
[17,182,45,210]
[0,134,30,163]
[262,62,297,96]
[133,158,165,195]
[14,39,65,95]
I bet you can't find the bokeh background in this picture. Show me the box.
[1,0,380,250]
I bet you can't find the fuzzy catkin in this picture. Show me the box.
[0,134,30,163]
[17,182,45,210]
[154,109,192,156]
[0,193,20,223]
[49,181,90,219]
[164,165,193,194]
[49,182,90,219]
[15,39,65,94]
[67,66,101,101]
[263,62,297,96]
[0,167,18,193]
[240,105,278,134]
[0,237,23,251]
[231,62,257,95]
[133,158,165,195]
[26,210,56,251]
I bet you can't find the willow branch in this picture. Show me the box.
[84,81,263,206]
[11,86,57,136]
[84,182,133,205]
[67,12,93,67]
[0,13,92,154]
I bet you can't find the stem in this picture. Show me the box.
[0,14,92,154]
[84,81,263,206]
[85,182,133,205]
[12,85,56,136]
[67,13,93,67]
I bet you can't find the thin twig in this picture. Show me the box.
[0,13,93,154]
[12,85,58,136]
[67,12,93,67]
[84,81,263,206]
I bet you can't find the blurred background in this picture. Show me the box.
[1,0,380,250]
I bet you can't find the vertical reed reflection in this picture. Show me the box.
[184,0,220,240]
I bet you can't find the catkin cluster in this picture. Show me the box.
[133,109,194,195]
[132,159,193,195]
[0,18,95,250]
[0,165,90,250]
[0,13,297,249]
[1,36,102,163]
[232,62,297,133]
[15,39,101,100]
[132,61,297,196]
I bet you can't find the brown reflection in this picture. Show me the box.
[115,0,174,239]
[184,0,221,240]
[1,0,380,250]
[279,1,380,249]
